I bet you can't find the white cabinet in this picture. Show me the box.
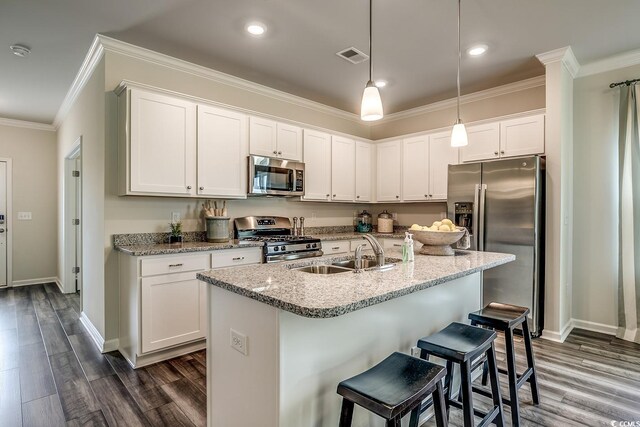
[382,238,404,250]
[197,105,248,198]
[500,114,544,157]
[331,136,356,201]
[249,117,302,161]
[376,140,402,202]
[428,131,459,200]
[302,129,332,201]
[460,114,545,162]
[355,141,373,202]
[322,240,351,255]
[127,88,197,196]
[350,239,372,252]
[402,135,429,201]
[211,248,262,269]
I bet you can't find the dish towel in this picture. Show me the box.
[456,228,470,250]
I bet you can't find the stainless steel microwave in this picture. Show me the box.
[248,155,305,196]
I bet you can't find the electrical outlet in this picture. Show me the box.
[17,212,32,220]
[391,212,398,220]
[171,212,180,223]
[230,329,248,356]
[410,346,421,358]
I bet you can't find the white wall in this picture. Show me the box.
[571,64,640,328]
[0,122,57,284]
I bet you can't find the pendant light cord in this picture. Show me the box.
[456,0,461,122]
[369,0,373,83]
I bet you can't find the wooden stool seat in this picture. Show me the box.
[337,352,448,427]
[417,321,497,362]
[468,302,529,329]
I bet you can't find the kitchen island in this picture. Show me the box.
[197,249,514,427]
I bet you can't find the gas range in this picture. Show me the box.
[234,216,323,263]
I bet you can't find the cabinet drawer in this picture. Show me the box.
[322,240,351,255]
[211,247,262,269]
[383,239,404,250]
[141,253,209,277]
[350,240,373,252]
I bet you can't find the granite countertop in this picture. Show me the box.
[115,240,264,256]
[197,249,515,318]
[316,232,407,241]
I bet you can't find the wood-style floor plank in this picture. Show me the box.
[16,309,43,347]
[168,355,206,380]
[40,319,73,357]
[49,351,101,421]
[56,307,86,337]
[65,410,109,427]
[0,328,19,372]
[104,352,158,390]
[0,368,22,426]
[161,378,206,427]
[44,283,69,310]
[144,362,184,386]
[18,341,57,403]
[67,333,114,382]
[0,302,17,331]
[89,375,150,427]
[128,385,173,412]
[144,402,195,427]
[22,394,66,427]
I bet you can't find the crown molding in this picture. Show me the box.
[536,46,580,78]
[579,47,640,77]
[96,35,362,124]
[0,117,56,132]
[378,75,545,124]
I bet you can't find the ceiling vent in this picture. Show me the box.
[336,47,369,64]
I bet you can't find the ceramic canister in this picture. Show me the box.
[206,217,230,242]
[377,210,394,233]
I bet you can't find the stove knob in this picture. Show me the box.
[306,243,311,249]
[312,243,317,248]
[280,245,286,251]
[273,246,279,252]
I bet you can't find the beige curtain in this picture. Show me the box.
[618,84,640,343]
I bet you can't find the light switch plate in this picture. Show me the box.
[230,329,248,356]
[17,212,32,220]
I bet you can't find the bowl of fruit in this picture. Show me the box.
[408,219,465,256]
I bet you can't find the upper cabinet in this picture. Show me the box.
[303,129,331,201]
[331,136,356,201]
[355,141,373,202]
[377,140,402,202]
[197,105,248,198]
[428,131,459,200]
[249,117,302,161]
[118,86,247,198]
[460,114,544,163]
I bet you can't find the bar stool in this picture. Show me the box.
[417,322,504,427]
[469,302,540,427]
[337,352,448,427]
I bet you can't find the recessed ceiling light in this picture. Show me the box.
[467,44,488,57]
[246,22,267,36]
[374,80,387,88]
[10,44,31,57]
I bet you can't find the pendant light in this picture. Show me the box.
[450,0,468,147]
[360,0,383,121]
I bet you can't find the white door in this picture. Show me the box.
[402,135,429,201]
[376,140,402,202]
[302,129,331,201]
[429,131,459,200]
[249,116,278,157]
[331,136,355,201]
[276,123,303,161]
[197,105,248,198]
[500,114,545,158]
[0,162,6,286]
[460,122,500,163]
[355,141,372,202]
[74,157,82,292]
[129,89,197,195]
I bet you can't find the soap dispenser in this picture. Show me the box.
[402,232,415,263]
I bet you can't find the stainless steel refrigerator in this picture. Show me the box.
[447,156,544,336]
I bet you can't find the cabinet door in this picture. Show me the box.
[402,135,429,201]
[276,123,303,161]
[249,116,277,157]
[303,129,331,201]
[376,140,402,202]
[322,240,351,255]
[141,272,207,353]
[129,89,196,195]
[197,105,248,198]
[429,131,459,200]
[500,114,545,157]
[459,122,500,163]
[331,136,355,201]
[355,141,373,202]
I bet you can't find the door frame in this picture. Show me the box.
[0,158,12,287]
[63,137,82,294]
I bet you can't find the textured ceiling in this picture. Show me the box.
[2,0,640,124]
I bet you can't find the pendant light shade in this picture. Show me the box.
[361,81,383,121]
[360,0,383,121]
[451,0,468,147]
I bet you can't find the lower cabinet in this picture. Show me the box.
[322,240,351,255]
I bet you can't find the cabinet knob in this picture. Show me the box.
[500,150,505,155]
[199,186,204,191]
[333,194,336,197]
[187,185,192,190]
[273,150,278,154]
[425,194,428,198]
[429,194,433,198]
[326,194,330,197]
[356,195,360,199]
[396,195,399,199]
[277,151,282,155]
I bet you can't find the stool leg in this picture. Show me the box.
[522,320,540,405]
[481,359,489,386]
[459,360,474,427]
[386,417,401,427]
[487,342,505,427]
[338,399,354,427]
[432,380,448,427]
[443,360,454,418]
[504,328,521,427]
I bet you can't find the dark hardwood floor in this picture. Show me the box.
[2,283,640,426]
[0,283,206,426]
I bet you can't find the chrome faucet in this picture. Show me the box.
[362,234,385,266]
[354,243,366,270]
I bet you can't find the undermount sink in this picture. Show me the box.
[295,265,353,275]
[331,259,380,269]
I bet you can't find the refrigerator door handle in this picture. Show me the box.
[478,184,487,251]
[472,184,480,250]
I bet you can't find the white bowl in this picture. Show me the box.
[410,228,465,256]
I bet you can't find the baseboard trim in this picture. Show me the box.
[79,312,110,353]
[571,319,617,336]
[54,278,64,293]
[540,320,574,343]
[10,277,59,287]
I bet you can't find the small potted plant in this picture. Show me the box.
[169,221,183,244]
